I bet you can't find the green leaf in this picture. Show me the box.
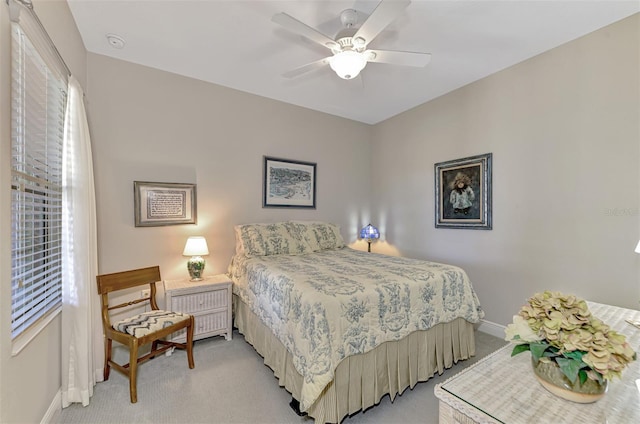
[563,350,585,361]
[556,357,583,384]
[546,345,560,354]
[511,344,530,356]
[578,369,588,385]
[529,342,551,363]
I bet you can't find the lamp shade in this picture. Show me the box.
[359,224,380,240]
[636,240,640,254]
[329,50,367,80]
[182,236,209,256]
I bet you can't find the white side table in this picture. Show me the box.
[434,301,640,423]
[164,274,233,342]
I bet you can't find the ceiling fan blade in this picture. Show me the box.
[272,13,338,50]
[282,57,331,79]
[353,0,411,46]
[366,49,431,67]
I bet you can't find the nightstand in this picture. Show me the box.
[164,274,232,342]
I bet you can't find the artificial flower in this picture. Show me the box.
[505,291,636,384]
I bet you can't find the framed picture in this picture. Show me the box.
[134,181,197,227]
[263,156,316,209]
[435,153,492,230]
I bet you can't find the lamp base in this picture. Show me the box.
[187,256,206,281]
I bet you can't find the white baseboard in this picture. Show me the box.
[41,389,61,424]
[476,319,506,339]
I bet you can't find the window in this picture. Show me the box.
[10,22,68,340]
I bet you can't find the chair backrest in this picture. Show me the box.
[96,266,162,328]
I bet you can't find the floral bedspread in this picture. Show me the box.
[228,247,484,411]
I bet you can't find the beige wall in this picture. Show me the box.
[0,1,86,423]
[371,14,640,326]
[86,53,373,280]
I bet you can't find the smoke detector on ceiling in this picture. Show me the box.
[106,34,125,49]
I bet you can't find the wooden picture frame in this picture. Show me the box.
[263,156,316,209]
[435,153,492,230]
[134,181,197,227]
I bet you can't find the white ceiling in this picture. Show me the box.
[67,0,639,125]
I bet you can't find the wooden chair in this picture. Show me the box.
[96,266,195,403]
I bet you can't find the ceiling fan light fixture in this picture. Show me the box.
[325,41,340,50]
[329,50,367,80]
[353,36,366,49]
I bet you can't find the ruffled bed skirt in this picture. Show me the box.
[233,295,477,423]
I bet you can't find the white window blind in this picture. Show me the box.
[11,22,68,339]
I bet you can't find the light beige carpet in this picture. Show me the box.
[53,329,506,424]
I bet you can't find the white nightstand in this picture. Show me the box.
[164,274,232,342]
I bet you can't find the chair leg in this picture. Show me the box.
[186,317,195,369]
[150,340,159,360]
[129,339,139,403]
[104,338,112,380]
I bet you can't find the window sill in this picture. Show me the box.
[11,305,62,356]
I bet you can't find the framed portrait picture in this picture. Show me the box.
[134,181,197,227]
[434,153,492,230]
[263,156,316,209]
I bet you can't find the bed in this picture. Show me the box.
[228,221,484,423]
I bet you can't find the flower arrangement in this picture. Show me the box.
[505,291,636,385]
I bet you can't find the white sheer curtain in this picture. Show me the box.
[61,75,103,407]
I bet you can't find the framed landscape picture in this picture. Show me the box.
[434,153,492,229]
[263,156,316,209]
[134,181,197,227]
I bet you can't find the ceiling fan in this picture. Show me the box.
[272,0,431,80]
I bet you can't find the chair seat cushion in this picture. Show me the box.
[113,310,190,338]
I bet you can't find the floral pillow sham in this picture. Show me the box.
[234,222,313,257]
[235,221,345,257]
[288,221,345,251]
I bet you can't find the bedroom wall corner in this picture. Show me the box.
[370,14,640,326]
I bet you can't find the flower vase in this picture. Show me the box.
[531,357,608,403]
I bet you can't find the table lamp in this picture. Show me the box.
[359,223,380,253]
[635,240,640,254]
[183,236,209,281]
